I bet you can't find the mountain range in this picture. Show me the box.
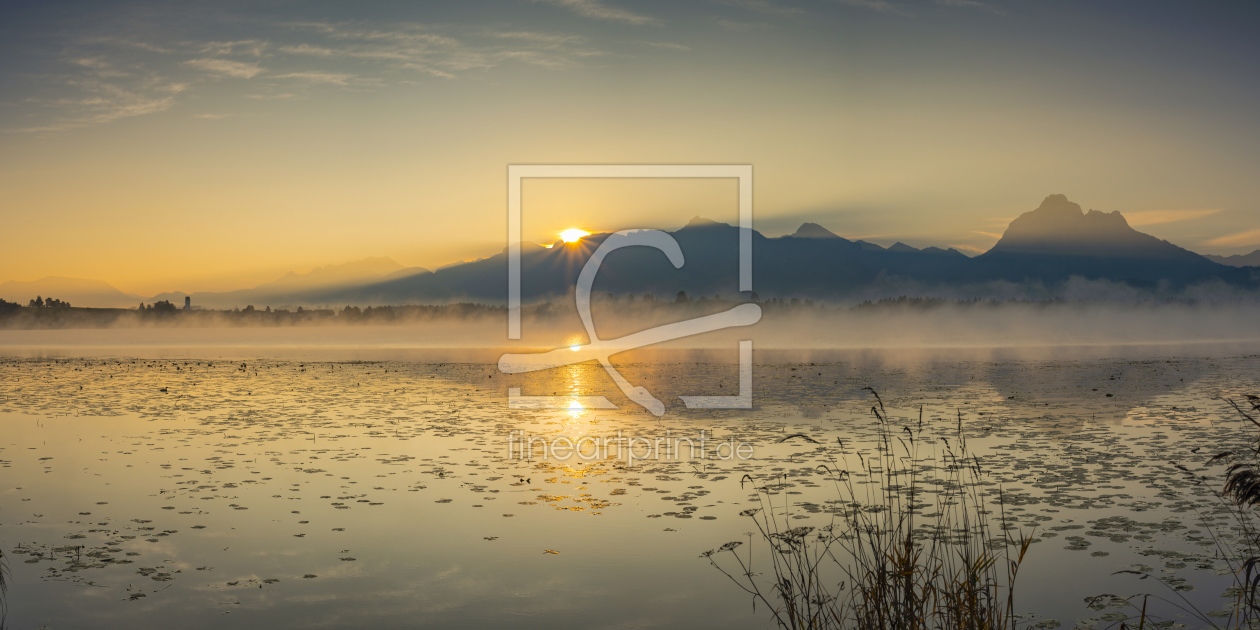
[3,194,1257,308]
[147,257,432,310]
[1205,250,1260,267]
[0,276,141,309]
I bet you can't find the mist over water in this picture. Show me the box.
[3,302,1259,362]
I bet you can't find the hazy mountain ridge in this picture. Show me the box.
[256,257,407,291]
[148,258,433,309]
[1206,250,1260,267]
[0,276,142,309]
[306,195,1252,305]
[6,196,1256,308]
[987,194,1207,261]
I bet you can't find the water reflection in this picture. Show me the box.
[0,351,1258,629]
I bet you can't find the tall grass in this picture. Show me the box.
[705,388,1033,630]
[1,545,8,629]
[1193,393,1260,627]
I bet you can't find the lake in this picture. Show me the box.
[2,340,1260,629]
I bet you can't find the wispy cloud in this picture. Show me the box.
[200,40,269,57]
[1204,229,1260,249]
[969,230,1004,240]
[4,76,184,134]
[184,58,264,79]
[72,57,129,78]
[934,0,1005,15]
[79,36,174,54]
[243,93,297,100]
[1124,208,1221,227]
[713,0,805,16]
[11,15,655,134]
[278,43,336,56]
[278,22,604,73]
[87,85,182,123]
[490,31,589,46]
[640,41,691,51]
[73,57,112,70]
[532,0,660,25]
[837,0,913,17]
[271,71,354,86]
[191,112,232,119]
[717,19,771,32]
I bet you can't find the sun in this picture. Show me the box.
[560,228,589,243]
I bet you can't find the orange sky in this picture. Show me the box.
[2,1,1259,295]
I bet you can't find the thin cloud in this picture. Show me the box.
[717,19,771,32]
[837,0,913,16]
[243,93,297,99]
[4,78,182,134]
[1204,229,1260,249]
[79,36,175,54]
[184,58,264,79]
[399,63,457,79]
[935,0,1005,15]
[191,113,232,119]
[277,23,598,74]
[1124,208,1221,227]
[283,21,337,34]
[532,0,660,25]
[970,230,1004,240]
[640,41,691,51]
[713,0,805,16]
[200,40,269,57]
[491,31,588,46]
[72,57,129,78]
[19,19,610,134]
[279,43,336,56]
[271,71,354,85]
[74,57,111,70]
[87,80,185,123]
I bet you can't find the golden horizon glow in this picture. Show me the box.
[4,2,1260,300]
[560,229,590,243]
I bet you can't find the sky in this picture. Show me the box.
[2,0,1259,296]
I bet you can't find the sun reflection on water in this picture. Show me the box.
[565,363,587,419]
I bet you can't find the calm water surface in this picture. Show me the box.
[2,346,1260,629]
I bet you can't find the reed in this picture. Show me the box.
[1193,393,1260,627]
[1,546,8,629]
[705,388,1032,630]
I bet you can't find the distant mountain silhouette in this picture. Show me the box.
[0,276,141,308]
[11,196,1252,308]
[162,194,1252,306]
[791,222,841,239]
[257,257,406,291]
[975,194,1237,287]
[153,257,432,309]
[988,194,1201,259]
[1206,249,1260,268]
